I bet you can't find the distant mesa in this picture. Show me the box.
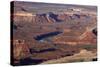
[47,12,63,22]
[73,14,80,18]
[14,11,91,23]
[37,12,63,22]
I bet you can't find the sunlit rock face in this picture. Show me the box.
[13,40,30,61]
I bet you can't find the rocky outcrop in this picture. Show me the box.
[13,11,92,25]
[13,40,30,61]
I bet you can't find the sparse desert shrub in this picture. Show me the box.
[78,44,97,51]
[68,59,85,62]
